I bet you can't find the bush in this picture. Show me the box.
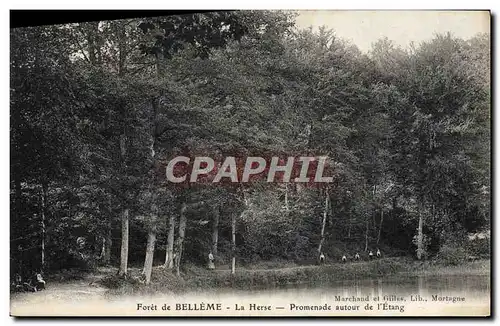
[467,238,490,259]
[436,244,468,266]
[98,274,140,289]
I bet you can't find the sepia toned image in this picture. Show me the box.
[9,10,491,317]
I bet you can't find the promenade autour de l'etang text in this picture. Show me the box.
[136,294,466,314]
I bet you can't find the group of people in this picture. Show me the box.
[319,249,382,265]
[205,248,383,269]
[10,271,46,293]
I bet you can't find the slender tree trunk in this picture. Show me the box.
[155,51,165,77]
[40,182,48,272]
[284,183,289,212]
[117,116,130,273]
[364,218,369,252]
[103,219,112,264]
[143,225,156,285]
[231,213,236,275]
[377,209,384,245]
[211,206,219,256]
[164,214,175,268]
[117,21,126,77]
[231,187,248,275]
[100,236,105,259]
[174,203,187,277]
[143,197,158,284]
[118,208,129,276]
[317,188,329,260]
[143,221,155,276]
[13,173,22,272]
[328,195,333,227]
[87,22,100,65]
[416,207,424,260]
[143,65,160,282]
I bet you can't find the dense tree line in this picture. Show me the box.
[10,11,490,284]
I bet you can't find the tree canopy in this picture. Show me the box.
[10,12,490,280]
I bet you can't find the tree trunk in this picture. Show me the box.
[143,69,160,282]
[103,220,112,264]
[118,208,129,276]
[231,213,236,275]
[86,22,100,65]
[13,173,22,271]
[155,51,165,77]
[99,236,105,260]
[117,117,129,274]
[377,209,384,245]
[117,21,126,77]
[317,188,329,260]
[174,202,187,277]
[40,182,48,272]
[364,218,369,252]
[211,206,220,256]
[143,196,158,284]
[416,208,424,260]
[328,195,333,227]
[143,225,156,285]
[164,214,176,268]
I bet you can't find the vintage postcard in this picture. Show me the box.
[9,10,491,317]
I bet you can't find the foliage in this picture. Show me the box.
[436,244,468,266]
[10,12,490,281]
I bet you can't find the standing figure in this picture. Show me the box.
[368,250,374,260]
[319,252,325,265]
[354,253,360,261]
[376,248,381,258]
[208,251,215,270]
[341,255,347,263]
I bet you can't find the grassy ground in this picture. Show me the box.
[101,257,490,296]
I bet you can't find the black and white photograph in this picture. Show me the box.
[9,9,491,317]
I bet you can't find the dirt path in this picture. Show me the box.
[10,269,109,309]
[9,263,320,310]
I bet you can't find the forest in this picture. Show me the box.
[10,11,490,288]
